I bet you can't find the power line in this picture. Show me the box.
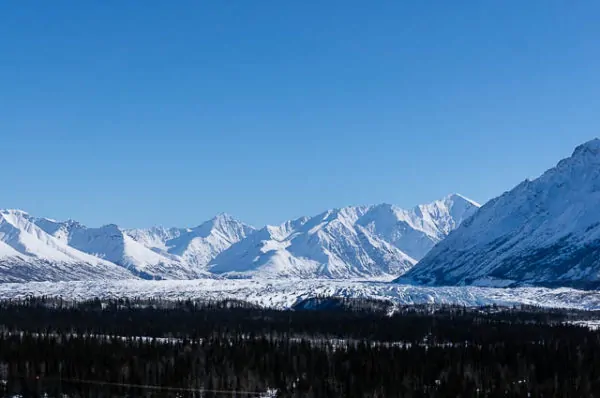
[4,375,276,397]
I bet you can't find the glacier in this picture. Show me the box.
[0,278,599,311]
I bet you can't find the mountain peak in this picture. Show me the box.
[1,209,30,217]
[0,210,34,228]
[400,139,600,289]
[443,193,481,207]
[211,212,236,223]
[203,213,254,234]
[571,138,600,159]
[209,195,478,278]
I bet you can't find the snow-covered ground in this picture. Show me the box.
[568,320,600,330]
[0,278,599,310]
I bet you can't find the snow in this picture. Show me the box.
[0,194,477,281]
[0,210,135,282]
[1,210,89,262]
[125,226,185,252]
[160,213,256,267]
[0,278,599,310]
[573,138,600,156]
[34,219,195,279]
[448,193,481,208]
[209,195,478,278]
[28,213,254,279]
[568,320,600,330]
[400,138,600,288]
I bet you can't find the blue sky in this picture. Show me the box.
[1,1,599,228]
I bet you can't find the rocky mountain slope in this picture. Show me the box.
[398,139,600,289]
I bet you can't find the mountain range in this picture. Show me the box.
[209,195,479,278]
[398,139,600,289]
[5,139,600,289]
[0,194,479,282]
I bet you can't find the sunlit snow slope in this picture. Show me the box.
[0,194,477,281]
[209,194,479,278]
[0,210,135,282]
[399,139,600,289]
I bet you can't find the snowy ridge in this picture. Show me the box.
[209,194,479,278]
[125,226,185,252]
[399,138,600,289]
[156,213,257,267]
[356,194,480,260]
[0,210,135,282]
[35,218,197,279]
[0,194,477,281]
[33,214,254,280]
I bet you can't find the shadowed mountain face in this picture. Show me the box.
[398,139,600,290]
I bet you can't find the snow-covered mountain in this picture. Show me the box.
[209,194,479,278]
[33,213,254,279]
[126,213,256,269]
[0,210,136,282]
[0,194,477,282]
[398,139,600,289]
[34,218,194,279]
[356,194,480,260]
[124,226,184,253]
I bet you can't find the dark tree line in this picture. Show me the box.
[0,297,599,397]
[0,296,596,342]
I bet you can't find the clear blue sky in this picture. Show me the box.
[1,1,599,228]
